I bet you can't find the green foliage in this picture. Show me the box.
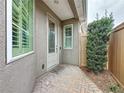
[109,84,121,93]
[87,14,114,73]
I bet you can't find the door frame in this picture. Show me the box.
[46,13,59,70]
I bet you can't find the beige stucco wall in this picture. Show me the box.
[35,0,63,76]
[0,1,36,93]
[62,19,80,65]
[58,24,63,64]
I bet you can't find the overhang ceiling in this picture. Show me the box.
[74,0,87,22]
[42,0,74,20]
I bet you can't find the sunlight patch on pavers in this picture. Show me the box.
[32,64,103,93]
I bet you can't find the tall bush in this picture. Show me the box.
[87,14,114,73]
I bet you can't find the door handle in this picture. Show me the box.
[56,45,58,53]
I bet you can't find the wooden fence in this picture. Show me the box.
[80,35,87,67]
[109,23,124,88]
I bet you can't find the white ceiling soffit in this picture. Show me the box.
[42,0,74,20]
[74,0,87,22]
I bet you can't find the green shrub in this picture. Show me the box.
[109,84,121,93]
[87,14,114,73]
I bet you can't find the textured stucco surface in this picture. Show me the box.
[0,55,36,93]
[0,0,6,92]
[0,0,5,69]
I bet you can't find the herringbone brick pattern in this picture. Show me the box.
[33,64,103,93]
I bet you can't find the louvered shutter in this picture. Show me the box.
[22,0,29,48]
[12,0,20,48]
[12,0,33,57]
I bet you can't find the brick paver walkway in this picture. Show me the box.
[32,64,103,93]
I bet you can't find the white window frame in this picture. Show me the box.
[7,0,34,64]
[63,24,73,49]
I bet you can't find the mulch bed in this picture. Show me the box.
[81,67,124,93]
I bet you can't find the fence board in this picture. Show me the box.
[109,23,124,88]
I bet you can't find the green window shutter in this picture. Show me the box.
[12,0,33,57]
[12,0,20,48]
[21,0,29,49]
[12,0,21,56]
[12,24,19,48]
[22,30,29,48]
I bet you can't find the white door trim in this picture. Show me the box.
[46,13,59,70]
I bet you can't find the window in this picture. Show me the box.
[48,20,55,53]
[7,0,33,63]
[63,24,73,49]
